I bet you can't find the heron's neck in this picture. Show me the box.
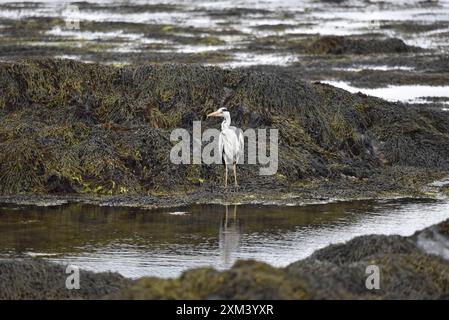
[221,113,231,130]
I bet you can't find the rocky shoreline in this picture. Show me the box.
[0,171,448,210]
[1,217,448,300]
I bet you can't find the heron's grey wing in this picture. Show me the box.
[237,128,244,162]
[218,131,224,163]
[221,129,236,164]
[229,126,244,163]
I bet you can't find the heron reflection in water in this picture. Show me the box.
[219,205,241,267]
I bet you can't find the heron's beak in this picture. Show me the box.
[207,110,221,118]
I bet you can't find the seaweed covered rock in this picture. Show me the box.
[304,234,417,265]
[112,260,310,300]
[0,258,131,299]
[306,36,417,55]
[287,253,449,299]
[0,59,448,195]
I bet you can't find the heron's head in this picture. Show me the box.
[207,107,229,118]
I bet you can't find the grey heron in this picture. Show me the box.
[207,107,244,188]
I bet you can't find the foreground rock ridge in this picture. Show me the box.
[0,59,448,202]
[1,218,449,300]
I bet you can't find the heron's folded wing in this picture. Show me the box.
[218,132,224,162]
[221,130,236,162]
[229,127,244,162]
[237,128,244,156]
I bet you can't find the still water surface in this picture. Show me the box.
[1,198,449,278]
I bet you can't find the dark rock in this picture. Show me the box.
[304,234,417,265]
[306,36,418,55]
[0,259,131,300]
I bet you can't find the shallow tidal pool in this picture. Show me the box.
[1,198,449,278]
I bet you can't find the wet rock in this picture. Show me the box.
[303,234,417,265]
[306,36,418,55]
[0,259,131,300]
[46,175,77,193]
[415,221,449,260]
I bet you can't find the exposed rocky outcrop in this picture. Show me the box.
[0,59,448,198]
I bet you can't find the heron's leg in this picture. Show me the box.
[224,165,228,189]
[233,164,238,187]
